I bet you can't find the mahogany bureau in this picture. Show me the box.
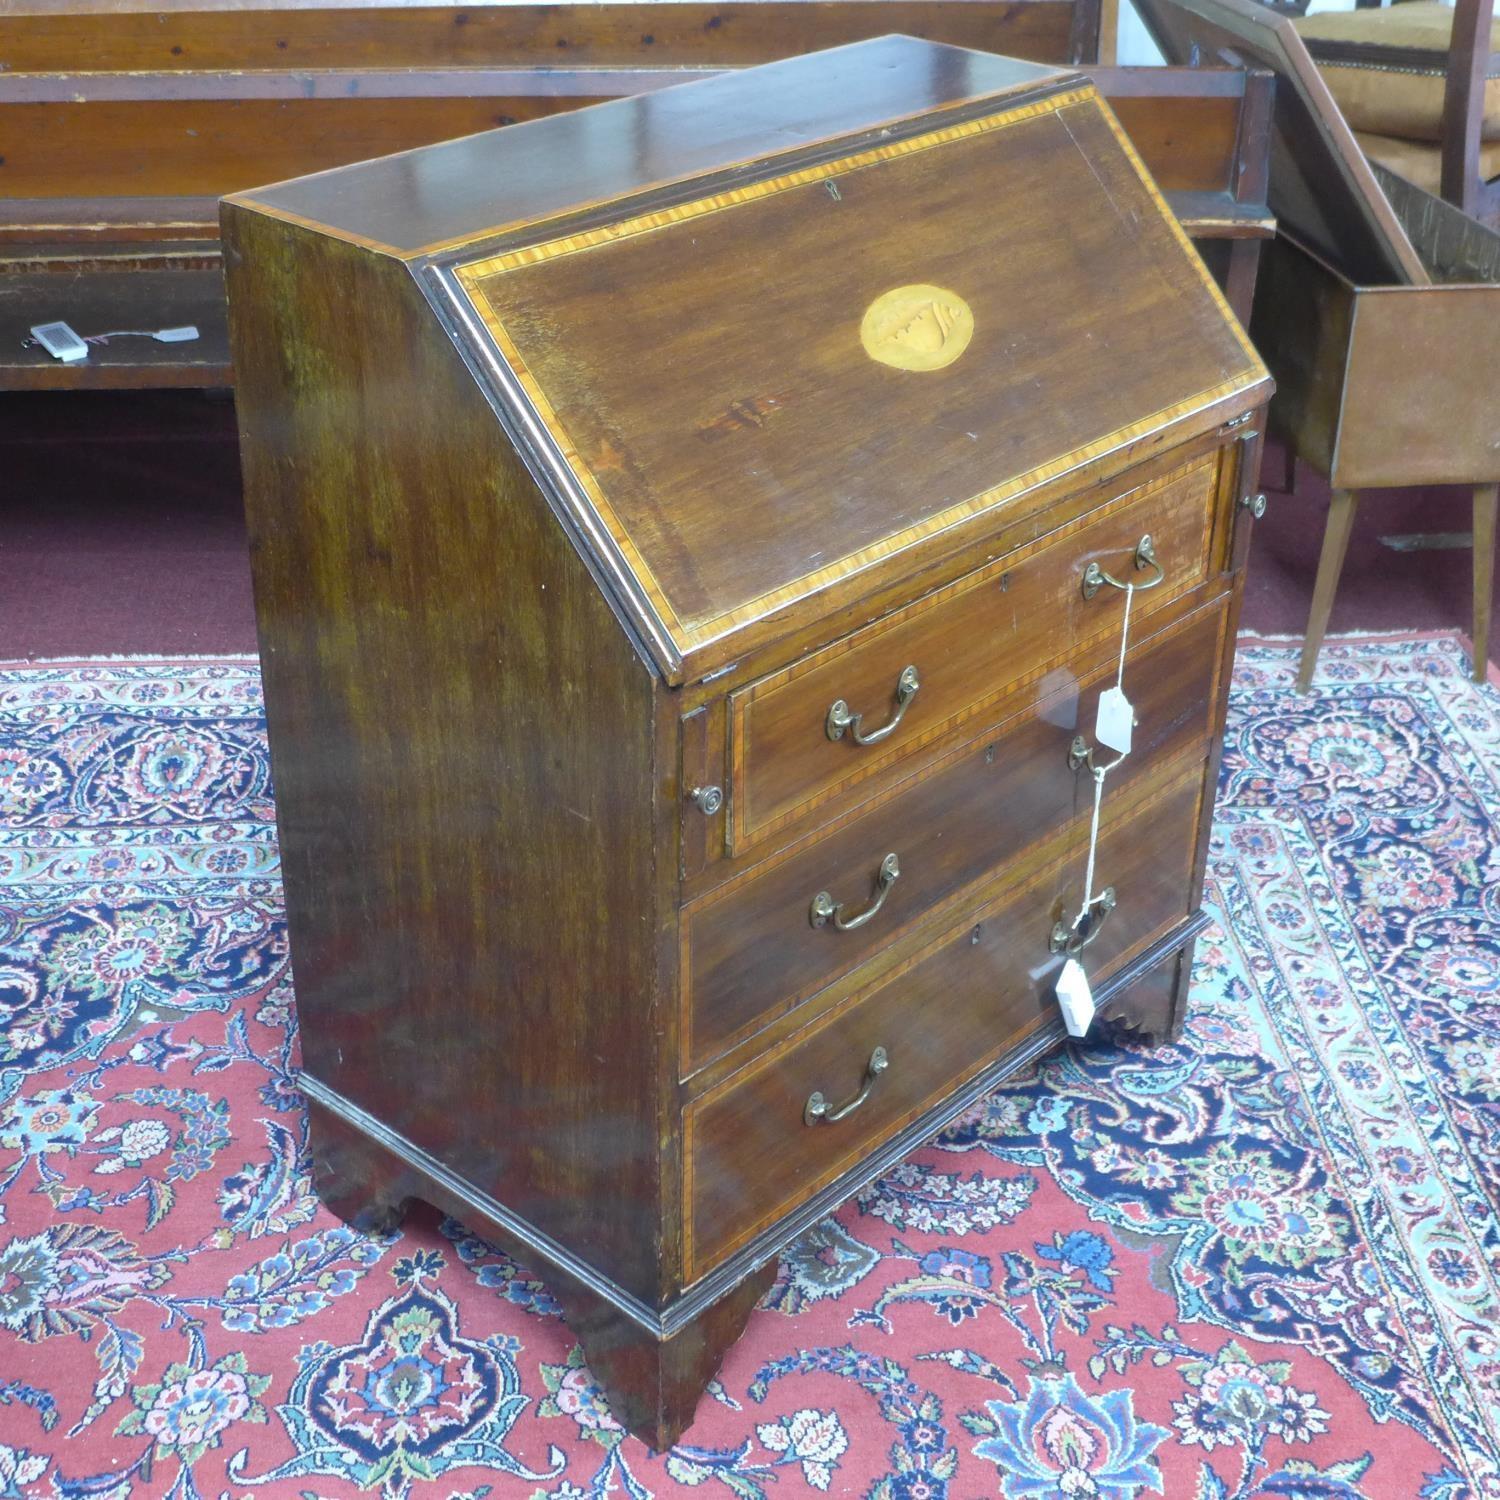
[222,35,1272,1447]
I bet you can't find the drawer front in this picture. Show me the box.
[728,451,1222,853]
[684,597,1227,1074]
[684,764,1205,1280]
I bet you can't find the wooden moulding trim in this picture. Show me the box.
[1085,63,1251,98]
[452,86,1267,678]
[1183,216,1276,239]
[0,67,716,105]
[299,1071,668,1333]
[0,362,235,394]
[223,197,409,263]
[679,910,1211,1291]
[0,197,222,244]
[1306,41,1499,79]
[723,452,1221,854]
[0,246,224,273]
[1168,190,1276,238]
[299,912,1207,1321]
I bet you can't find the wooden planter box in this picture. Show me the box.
[1254,163,1500,490]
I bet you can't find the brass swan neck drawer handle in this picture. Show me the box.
[804,1045,889,1126]
[1081,535,1164,599]
[810,852,900,930]
[1050,886,1117,957]
[826,664,920,745]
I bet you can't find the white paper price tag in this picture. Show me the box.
[1095,685,1134,756]
[1055,957,1096,1038]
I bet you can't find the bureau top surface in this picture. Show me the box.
[228,36,1062,257]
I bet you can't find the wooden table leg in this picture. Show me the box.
[1298,488,1360,693]
[1475,483,1497,683]
[1275,439,1297,496]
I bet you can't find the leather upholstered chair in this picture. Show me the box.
[1295,0,1500,224]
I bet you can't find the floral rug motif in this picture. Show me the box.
[0,635,1497,1500]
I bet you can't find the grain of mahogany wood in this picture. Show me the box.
[0,0,1092,72]
[225,212,673,1306]
[456,86,1261,665]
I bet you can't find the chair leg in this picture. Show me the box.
[1474,484,1497,683]
[1278,443,1297,496]
[1298,489,1360,693]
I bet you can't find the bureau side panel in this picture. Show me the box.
[222,206,667,1303]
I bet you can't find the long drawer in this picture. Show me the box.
[683,763,1205,1281]
[683,596,1227,1073]
[726,451,1222,853]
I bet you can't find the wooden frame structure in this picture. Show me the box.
[1294,0,1498,226]
[1136,0,1500,687]
[1440,0,1499,223]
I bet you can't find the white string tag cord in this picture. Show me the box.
[1077,764,1107,925]
[1057,581,1138,1039]
[1095,580,1136,757]
[1117,580,1134,686]
[1073,581,1135,934]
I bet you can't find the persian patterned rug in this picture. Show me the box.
[1,634,1497,1500]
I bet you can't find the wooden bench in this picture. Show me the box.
[1,1,1279,389]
